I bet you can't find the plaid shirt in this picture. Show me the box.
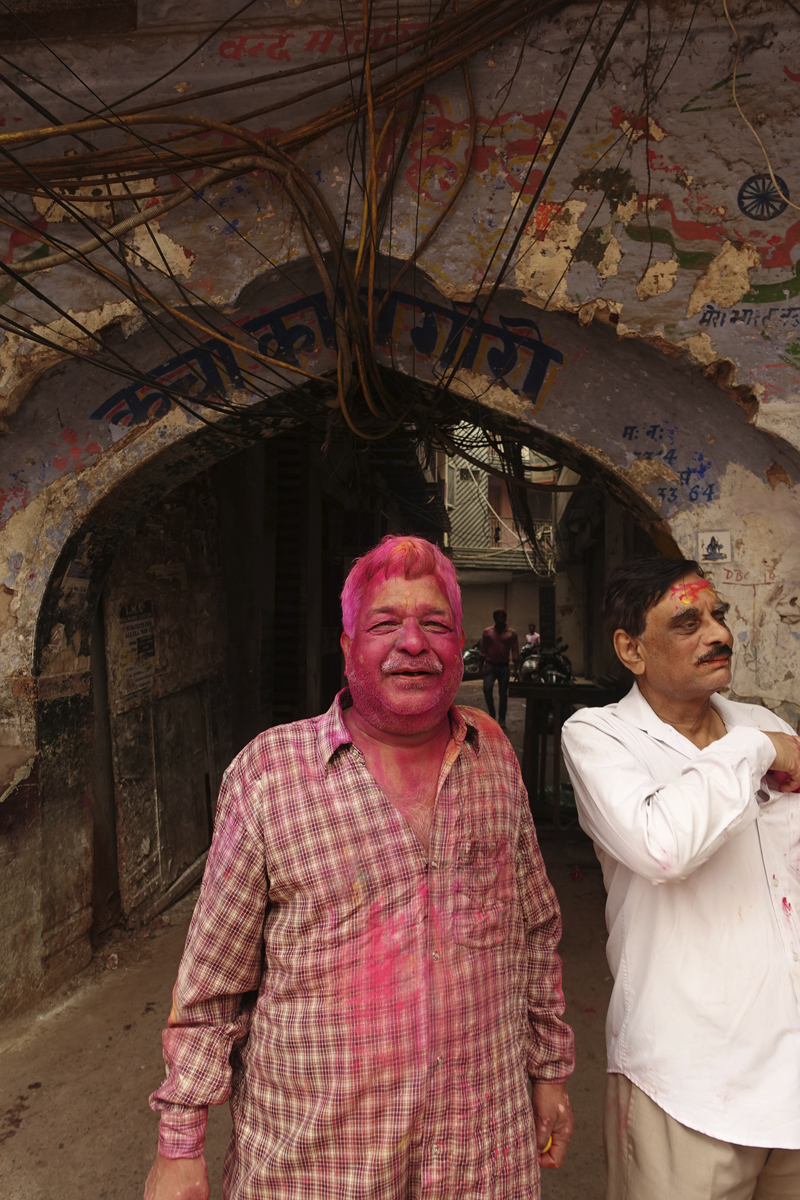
[150,692,574,1198]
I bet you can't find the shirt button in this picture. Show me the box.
[431,860,439,869]
[436,1055,443,1066]
[773,875,779,887]
[432,950,440,961]
[432,1144,441,1156]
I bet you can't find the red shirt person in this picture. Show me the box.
[144,536,574,1200]
[479,609,520,728]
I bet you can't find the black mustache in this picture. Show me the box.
[696,645,733,665]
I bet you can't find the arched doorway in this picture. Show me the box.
[3,257,800,1014]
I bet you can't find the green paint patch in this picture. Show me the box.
[572,165,637,210]
[780,340,800,372]
[742,260,800,305]
[0,244,52,308]
[681,72,753,113]
[624,222,714,272]
[626,223,674,248]
[574,226,611,268]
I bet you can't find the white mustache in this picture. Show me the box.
[381,655,444,675]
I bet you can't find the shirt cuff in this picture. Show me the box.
[718,726,777,786]
[157,1106,208,1159]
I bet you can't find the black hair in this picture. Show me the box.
[602,558,704,641]
[493,609,507,622]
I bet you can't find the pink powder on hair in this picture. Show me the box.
[341,534,462,636]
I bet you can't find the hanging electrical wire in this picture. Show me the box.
[0,0,674,473]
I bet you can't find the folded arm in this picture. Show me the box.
[562,716,778,881]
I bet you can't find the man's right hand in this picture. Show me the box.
[764,731,800,791]
[143,1153,209,1200]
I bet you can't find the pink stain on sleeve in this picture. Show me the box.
[783,897,793,918]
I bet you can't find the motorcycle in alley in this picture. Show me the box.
[518,637,573,686]
[462,641,482,679]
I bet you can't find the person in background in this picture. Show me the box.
[526,623,541,647]
[562,557,800,1200]
[145,536,574,1200]
[479,608,519,728]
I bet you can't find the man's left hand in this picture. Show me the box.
[532,1080,573,1169]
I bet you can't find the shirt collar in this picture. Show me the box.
[616,680,734,757]
[318,688,481,768]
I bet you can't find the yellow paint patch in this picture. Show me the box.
[682,332,718,366]
[33,177,155,225]
[636,258,677,300]
[686,240,760,318]
[127,221,195,279]
[597,235,622,279]
[514,199,586,308]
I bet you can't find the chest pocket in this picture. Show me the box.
[451,834,513,948]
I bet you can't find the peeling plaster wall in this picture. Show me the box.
[2,0,800,1012]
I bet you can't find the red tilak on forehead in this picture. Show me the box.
[669,580,716,606]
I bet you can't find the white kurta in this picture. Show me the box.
[562,684,800,1148]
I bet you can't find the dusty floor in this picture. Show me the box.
[0,687,611,1199]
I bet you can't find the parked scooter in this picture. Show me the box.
[462,641,482,679]
[538,637,573,685]
[518,642,541,682]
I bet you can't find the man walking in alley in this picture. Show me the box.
[480,608,519,728]
[145,535,574,1200]
[562,558,800,1200]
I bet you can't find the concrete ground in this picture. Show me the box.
[0,687,611,1200]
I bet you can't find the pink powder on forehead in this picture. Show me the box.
[341,535,462,636]
[670,579,716,606]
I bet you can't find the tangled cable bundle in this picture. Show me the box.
[0,0,575,440]
[0,0,708,565]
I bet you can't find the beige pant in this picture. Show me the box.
[605,1074,800,1200]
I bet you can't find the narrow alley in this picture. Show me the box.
[1,2,799,1198]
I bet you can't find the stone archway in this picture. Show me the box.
[2,255,800,1015]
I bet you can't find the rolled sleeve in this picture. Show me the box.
[157,1105,208,1159]
[149,758,270,1150]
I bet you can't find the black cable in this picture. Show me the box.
[0,150,313,402]
[0,56,323,312]
[0,57,333,388]
[0,191,288,400]
[0,214,305,421]
[430,0,638,408]
[516,0,696,319]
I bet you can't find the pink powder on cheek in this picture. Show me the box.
[346,652,462,734]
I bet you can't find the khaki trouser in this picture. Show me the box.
[605,1073,800,1200]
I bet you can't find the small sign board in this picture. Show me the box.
[118,599,156,696]
[698,530,732,565]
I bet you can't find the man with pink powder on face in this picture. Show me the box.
[145,535,575,1200]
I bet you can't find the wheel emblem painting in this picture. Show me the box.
[738,173,790,221]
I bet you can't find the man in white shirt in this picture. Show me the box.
[561,557,800,1200]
